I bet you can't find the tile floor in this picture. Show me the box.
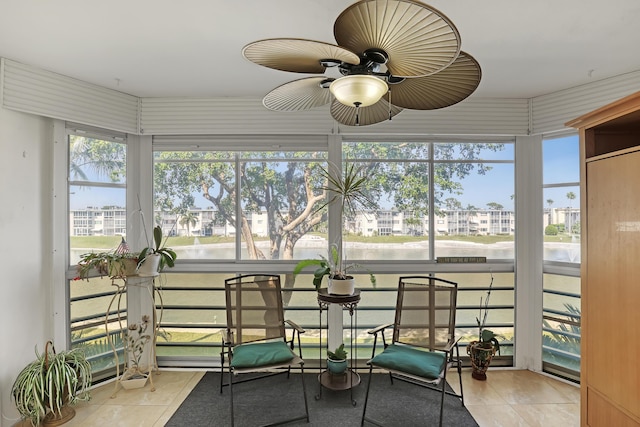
[13,368,580,426]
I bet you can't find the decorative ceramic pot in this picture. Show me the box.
[137,253,161,277]
[327,358,348,375]
[466,340,497,381]
[328,276,355,295]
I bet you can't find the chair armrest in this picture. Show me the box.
[443,336,462,352]
[367,323,393,335]
[285,319,305,334]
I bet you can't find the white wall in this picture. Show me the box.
[0,107,53,426]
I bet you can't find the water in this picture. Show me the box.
[117,239,579,263]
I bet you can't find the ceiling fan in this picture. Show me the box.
[242,0,481,126]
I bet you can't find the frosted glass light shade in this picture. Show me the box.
[329,75,388,107]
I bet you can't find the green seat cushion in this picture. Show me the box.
[231,341,295,369]
[369,344,446,380]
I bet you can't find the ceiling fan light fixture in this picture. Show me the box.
[329,75,388,107]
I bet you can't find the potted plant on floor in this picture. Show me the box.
[11,341,92,426]
[137,225,177,276]
[466,273,502,380]
[293,163,377,295]
[326,343,348,375]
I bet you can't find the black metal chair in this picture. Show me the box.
[220,274,309,426]
[361,276,464,427]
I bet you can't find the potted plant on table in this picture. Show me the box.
[326,343,348,375]
[466,273,502,380]
[293,163,377,295]
[12,341,91,426]
[137,225,177,276]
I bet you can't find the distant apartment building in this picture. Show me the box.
[544,207,581,233]
[70,206,127,236]
[70,206,577,238]
[352,209,516,237]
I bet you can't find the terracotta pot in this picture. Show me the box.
[466,340,496,381]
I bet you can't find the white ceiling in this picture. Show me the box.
[1,0,640,101]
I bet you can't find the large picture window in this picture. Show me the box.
[152,150,328,262]
[149,139,515,364]
[343,141,514,261]
[542,134,581,381]
[67,130,128,378]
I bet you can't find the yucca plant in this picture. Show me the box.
[293,162,377,288]
[12,341,92,426]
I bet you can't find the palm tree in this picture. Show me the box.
[566,192,576,234]
[179,211,198,237]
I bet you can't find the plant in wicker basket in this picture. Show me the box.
[11,341,91,426]
[75,237,139,280]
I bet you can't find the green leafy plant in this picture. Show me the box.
[11,341,91,426]
[75,237,138,280]
[542,303,581,370]
[76,251,139,280]
[327,343,348,361]
[138,225,177,272]
[293,163,377,289]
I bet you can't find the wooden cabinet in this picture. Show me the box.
[566,92,640,427]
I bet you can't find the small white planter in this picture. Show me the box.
[120,374,149,390]
[120,371,149,390]
[328,276,355,295]
[137,253,160,277]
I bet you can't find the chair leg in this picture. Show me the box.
[439,371,446,427]
[457,358,465,406]
[229,368,235,427]
[360,365,374,427]
[299,364,310,422]
[220,351,225,394]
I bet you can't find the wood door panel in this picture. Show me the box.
[586,152,640,420]
[587,387,640,426]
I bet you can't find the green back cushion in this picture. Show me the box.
[370,344,446,380]
[231,341,294,369]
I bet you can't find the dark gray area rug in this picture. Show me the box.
[165,371,479,426]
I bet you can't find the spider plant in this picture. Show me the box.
[11,341,91,426]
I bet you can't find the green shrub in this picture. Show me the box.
[545,224,558,235]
